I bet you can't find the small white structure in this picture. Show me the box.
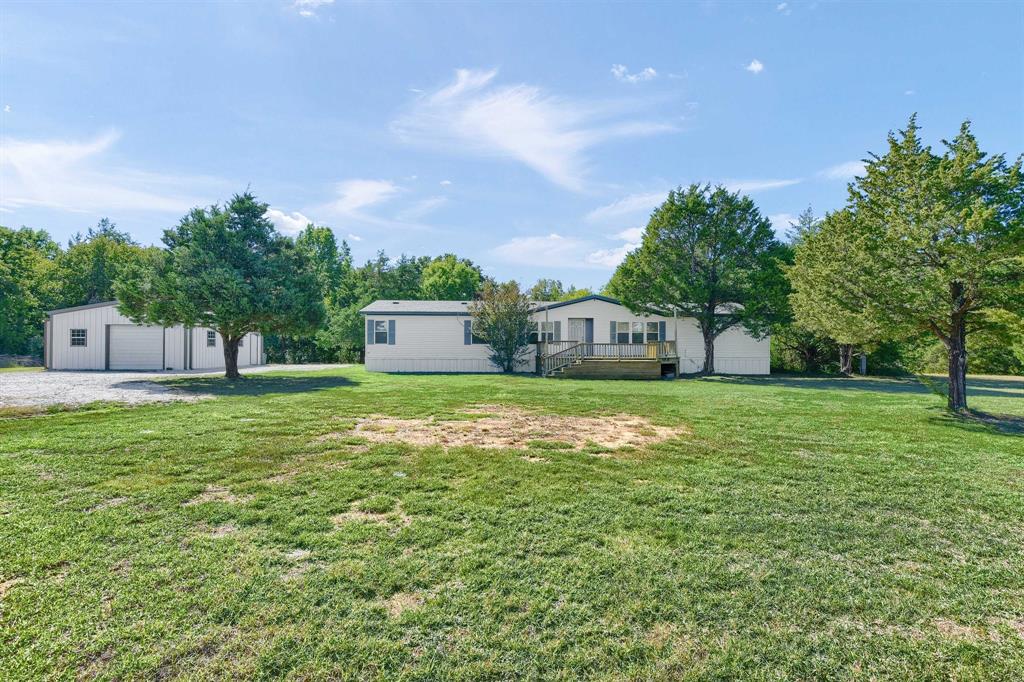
[360,295,769,376]
[44,301,265,371]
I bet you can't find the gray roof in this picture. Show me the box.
[360,295,743,317]
[47,300,119,316]
[359,300,474,315]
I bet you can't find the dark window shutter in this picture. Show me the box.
[610,321,616,343]
[464,320,472,345]
[659,321,666,341]
[366,319,374,345]
[388,320,396,345]
[554,321,561,341]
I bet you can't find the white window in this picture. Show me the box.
[538,321,555,343]
[70,329,87,347]
[207,330,216,347]
[469,322,486,344]
[374,320,389,345]
[615,321,647,344]
[646,322,660,342]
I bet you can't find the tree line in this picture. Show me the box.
[0,197,593,367]
[2,115,1020,409]
[605,116,1022,412]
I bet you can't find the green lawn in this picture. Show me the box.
[2,368,1022,679]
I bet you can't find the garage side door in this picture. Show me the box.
[108,325,164,370]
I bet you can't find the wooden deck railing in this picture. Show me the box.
[538,341,677,375]
[539,343,583,376]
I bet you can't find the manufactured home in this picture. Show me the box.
[44,301,265,371]
[360,294,769,377]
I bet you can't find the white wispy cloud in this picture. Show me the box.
[776,3,791,15]
[328,179,399,214]
[392,67,674,191]
[745,59,765,74]
[3,105,10,113]
[585,190,666,223]
[347,233,361,242]
[395,196,447,221]
[586,243,636,268]
[292,0,333,18]
[724,178,800,192]
[614,226,645,242]
[586,227,643,268]
[611,64,658,83]
[491,233,587,267]
[492,227,644,270]
[0,130,216,215]
[768,213,797,239]
[265,208,313,236]
[439,179,452,186]
[819,160,865,180]
[586,180,799,227]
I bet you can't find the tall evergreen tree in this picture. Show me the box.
[608,184,787,374]
[116,193,325,378]
[787,209,884,375]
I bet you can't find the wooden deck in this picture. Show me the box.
[538,341,678,377]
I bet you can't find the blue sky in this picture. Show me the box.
[2,1,1022,289]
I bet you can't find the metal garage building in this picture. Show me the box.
[44,301,265,371]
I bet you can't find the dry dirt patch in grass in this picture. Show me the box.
[331,500,412,531]
[88,496,127,513]
[0,576,24,598]
[207,522,238,538]
[383,591,424,618]
[182,485,249,507]
[352,404,686,452]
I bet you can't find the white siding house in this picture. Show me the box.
[44,301,265,371]
[360,295,770,375]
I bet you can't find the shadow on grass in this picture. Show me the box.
[929,408,1024,437]
[157,373,359,397]
[710,374,1024,399]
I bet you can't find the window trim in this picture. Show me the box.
[646,321,660,343]
[537,321,555,343]
[373,320,390,345]
[70,328,87,347]
[615,321,630,344]
[207,330,216,347]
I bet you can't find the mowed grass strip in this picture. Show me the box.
[1,368,1022,679]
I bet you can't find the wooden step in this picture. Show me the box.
[554,359,665,380]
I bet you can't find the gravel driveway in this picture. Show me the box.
[0,364,348,408]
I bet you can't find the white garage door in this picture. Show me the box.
[108,325,164,370]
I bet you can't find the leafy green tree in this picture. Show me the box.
[559,285,594,301]
[840,117,1023,411]
[0,227,59,355]
[469,280,534,373]
[296,225,349,305]
[786,205,822,244]
[788,209,885,375]
[51,219,155,306]
[420,253,482,300]
[529,279,565,301]
[528,279,594,301]
[607,184,786,375]
[116,193,325,378]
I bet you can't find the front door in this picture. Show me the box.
[568,318,586,342]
